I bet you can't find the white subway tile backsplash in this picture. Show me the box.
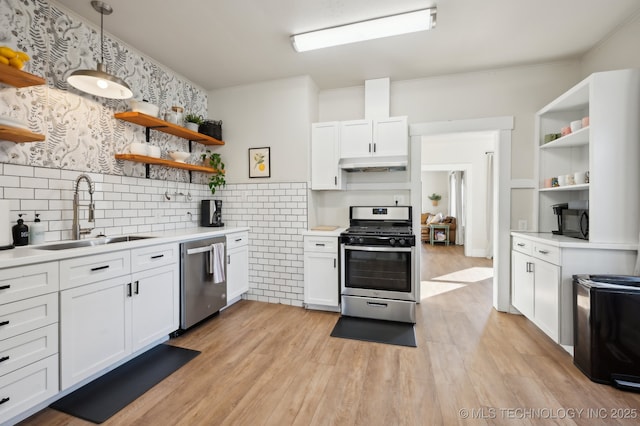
[1,165,309,307]
[4,164,34,177]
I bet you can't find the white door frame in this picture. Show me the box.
[410,116,514,312]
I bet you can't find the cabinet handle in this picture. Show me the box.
[0,397,9,405]
[0,321,9,327]
[517,243,525,247]
[538,249,549,255]
[134,281,139,295]
[315,243,325,247]
[227,255,231,265]
[0,356,9,363]
[150,254,164,259]
[334,258,336,268]
[368,143,372,153]
[373,143,376,153]
[235,238,242,242]
[127,283,132,297]
[91,265,110,272]
[0,285,10,290]
[334,176,337,186]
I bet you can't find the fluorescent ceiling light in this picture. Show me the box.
[291,8,437,52]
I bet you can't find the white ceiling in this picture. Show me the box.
[53,0,640,91]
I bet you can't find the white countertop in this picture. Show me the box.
[511,231,638,250]
[0,227,250,269]
[301,227,346,237]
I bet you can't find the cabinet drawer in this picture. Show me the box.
[0,262,59,305]
[304,236,338,253]
[0,294,58,341]
[532,243,560,265]
[60,250,131,290]
[512,236,533,255]
[0,354,58,424]
[131,243,178,273]
[0,324,58,378]
[226,232,249,250]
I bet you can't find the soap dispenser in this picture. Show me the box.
[12,214,29,246]
[30,213,45,245]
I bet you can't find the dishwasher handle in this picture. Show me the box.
[186,246,212,255]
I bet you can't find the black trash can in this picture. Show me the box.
[573,274,640,392]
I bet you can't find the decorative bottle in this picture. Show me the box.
[12,214,29,246]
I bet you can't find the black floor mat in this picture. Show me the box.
[50,344,200,424]
[330,316,417,347]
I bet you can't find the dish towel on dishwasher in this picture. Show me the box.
[211,242,225,284]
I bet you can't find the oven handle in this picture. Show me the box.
[342,245,413,253]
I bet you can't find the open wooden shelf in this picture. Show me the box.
[0,62,46,87]
[0,125,45,142]
[115,154,223,174]
[114,112,224,145]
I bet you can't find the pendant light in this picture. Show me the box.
[67,1,132,99]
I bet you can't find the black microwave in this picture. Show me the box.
[552,202,589,240]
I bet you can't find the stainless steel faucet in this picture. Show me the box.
[72,174,95,239]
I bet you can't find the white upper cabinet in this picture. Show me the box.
[340,120,373,158]
[374,116,409,157]
[536,69,640,244]
[311,122,344,190]
[340,117,408,159]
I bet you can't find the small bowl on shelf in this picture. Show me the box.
[168,151,190,163]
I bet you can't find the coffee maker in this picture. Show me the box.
[201,200,224,227]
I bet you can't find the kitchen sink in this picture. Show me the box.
[35,235,155,250]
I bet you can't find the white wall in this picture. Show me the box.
[581,11,640,77]
[208,75,318,184]
[421,171,448,215]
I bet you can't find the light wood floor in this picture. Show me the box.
[22,244,640,425]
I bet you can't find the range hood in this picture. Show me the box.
[339,155,407,172]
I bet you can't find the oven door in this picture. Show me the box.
[341,244,415,301]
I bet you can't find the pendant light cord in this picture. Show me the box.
[100,8,104,64]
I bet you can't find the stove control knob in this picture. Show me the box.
[399,238,406,246]
[389,238,396,246]
[348,236,356,244]
[358,237,364,244]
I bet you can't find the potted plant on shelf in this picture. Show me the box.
[184,113,204,132]
[201,150,226,194]
[428,193,442,206]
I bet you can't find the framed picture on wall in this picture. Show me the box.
[249,147,270,178]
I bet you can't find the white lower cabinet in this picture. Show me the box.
[60,276,132,389]
[511,251,534,319]
[131,265,178,351]
[60,245,179,390]
[0,355,58,423]
[0,261,59,425]
[226,232,249,306]
[304,236,339,311]
[532,259,560,341]
[511,236,561,342]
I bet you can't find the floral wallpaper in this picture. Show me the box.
[0,0,210,183]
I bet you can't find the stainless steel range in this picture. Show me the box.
[340,206,416,323]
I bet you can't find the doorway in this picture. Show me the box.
[410,117,514,312]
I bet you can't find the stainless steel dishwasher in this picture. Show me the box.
[180,236,227,330]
